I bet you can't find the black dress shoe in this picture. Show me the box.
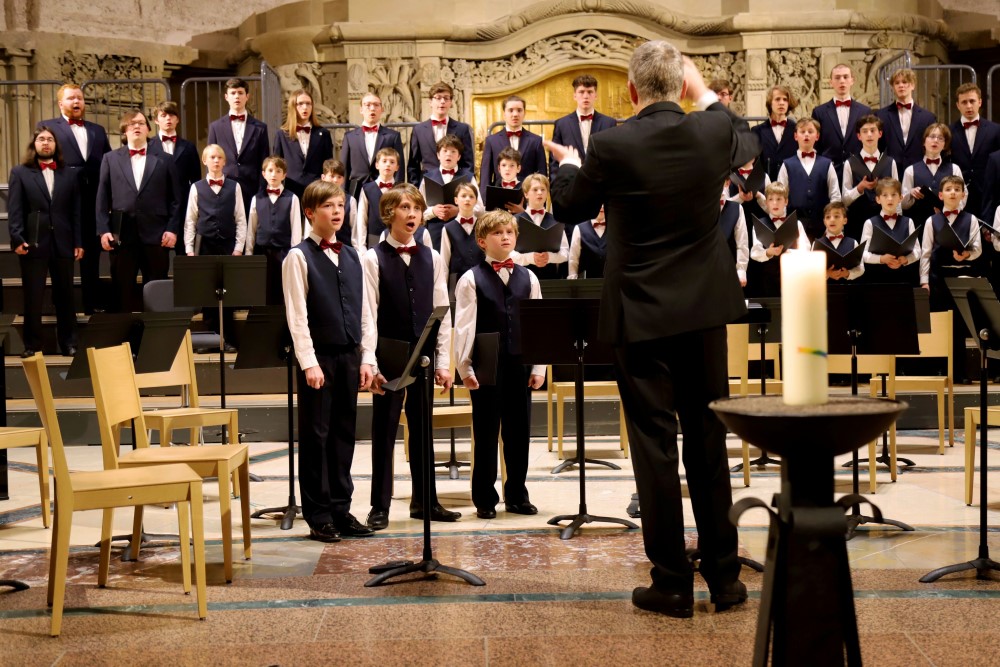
[504,502,538,515]
[307,523,341,543]
[20,349,36,359]
[476,508,497,519]
[631,586,694,618]
[366,509,389,531]
[409,503,461,522]
[334,513,374,537]
[710,580,748,612]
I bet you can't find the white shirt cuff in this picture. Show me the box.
[559,153,582,168]
[695,91,720,111]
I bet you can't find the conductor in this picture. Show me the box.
[546,41,760,618]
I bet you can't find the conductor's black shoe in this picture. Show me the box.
[20,349,36,359]
[409,503,461,522]
[710,580,748,612]
[476,508,497,519]
[631,586,694,618]
[335,514,374,537]
[366,509,389,531]
[504,502,538,515]
[307,523,342,543]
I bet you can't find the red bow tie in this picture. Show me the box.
[772,216,786,223]
[506,130,522,138]
[896,102,912,110]
[267,188,281,195]
[943,210,959,217]
[362,125,379,133]
[863,156,879,164]
[208,179,224,187]
[378,181,393,189]
[441,169,456,176]
[296,125,311,133]
[771,119,787,127]
[502,181,518,188]
[492,258,515,272]
[230,114,246,122]
[828,234,844,241]
[39,161,56,171]
[592,222,605,228]
[801,151,816,159]
[883,213,899,221]
[835,99,852,108]
[431,119,448,127]
[160,135,177,143]
[579,114,593,122]
[319,239,342,253]
[720,199,725,207]
[129,148,146,157]
[396,244,420,255]
[67,118,85,127]
[925,158,941,165]
[459,217,474,225]
[738,169,753,176]
[964,120,980,129]
[530,209,546,216]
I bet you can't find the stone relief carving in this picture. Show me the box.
[58,53,151,112]
[364,57,422,122]
[274,62,344,124]
[691,52,747,116]
[767,48,821,118]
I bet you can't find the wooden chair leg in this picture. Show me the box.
[49,505,72,636]
[868,441,877,494]
[742,441,751,487]
[36,431,51,528]
[546,385,554,452]
[889,424,897,483]
[239,458,252,560]
[965,407,976,506]
[47,504,61,606]
[98,507,115,587]
[947,384,955,447]
[403,421,409,462]
[177,500,192,594]
[499,437,506,503]
[189,481,208,619]
[217,462,234,583]
[619,406,629,458]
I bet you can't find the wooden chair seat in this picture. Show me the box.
[0,426,50,527]
[963,405,1000,506]
[21,354,208,637]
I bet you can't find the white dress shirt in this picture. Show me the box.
[129,144,147,190]
[245,186,303,255]
[504,125,521,152]
[776,151,842,205]
[834,97,852,137]
[63,115,88,159]
[353,179,395,252]
[360,234,451,372]
[578,111,593,153]
[964,116,980,152]
[439,213,478,270]
[897,99,913,141]
[919,209,981,284]
[724,203,750,283]
[283,232,368,371]
[770,119,786,144]
[297,123,311,157]
[183,177,248,254]
[901,161,966,210]
[431,117,448,143]
[453,257,544,381]
[159,133,176,155]
[861,214,920,267]
[567,220,606,279]
[229,111,246,152]
[362,125,379,163]
[841,150,900,208]
[40,161,55,196]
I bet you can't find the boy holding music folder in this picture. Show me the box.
[353,147,400,253]
[902,123,966,232]
[483,147,526,214]
[282,179,373,543]
[776,117,841,241]
[360,183,458,531]
[750,182,808,297]
[514,174,568,280]
[859,178,920,285]
[841,115,899,240]
[418,134,483,250]
[812,202,864,281]
[454,209,545,519]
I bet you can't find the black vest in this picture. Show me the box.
[718,202,741,261]
[909,161,953,227]
[297,238,362,347]
[785,156,834,238]
[472,261,532,356]
[931,211,974,269]
[846,154,895,237]
[195,179,239,241]
[374,241,434,343]
[444,220,484,276]
[362,181,387,240]
[254,189,295,248]
[577,222,607,278]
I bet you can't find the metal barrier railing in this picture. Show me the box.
[80,78,171,148]
[910,64,977,125]
[879,51,913,108]
[987,64,1000,122]
[179,74,264,151]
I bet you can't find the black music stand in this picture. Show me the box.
[921,278,1000,582]
[173,256,267,444]
[827,284,917,538]
[731,299,781,472]
[234,307,300,530]
[520,288,639,540]
[366,306,484,587]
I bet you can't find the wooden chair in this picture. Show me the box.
[874,310,953,454]
[549,365,629,460]
[963,405,1000,505]
[21,353,208,637]
[728,325,784,486]
[88,343,252,583]
[0,426,50,527]
[136,330,239,448]
[829,353,896,493]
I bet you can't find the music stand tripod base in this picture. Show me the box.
[0,580,29,592]
[551,457,620,474]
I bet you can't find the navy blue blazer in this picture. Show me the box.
[272,126,334,197]
[948,118,1000,217]
[549,111,617,177]
[37,117,111,228]
[981,151,1000,223]
[752,118,799,181]
[206,114,270,207]
[877,103,937,170]
[8,163,82,257]
[407,118,475,186]
[811,99,872,168]
[148,135,202,194]
[339,125,404,199]
[480,128,547,189]
[95,147,182,245]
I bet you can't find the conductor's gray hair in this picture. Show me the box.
[628,40,684,104]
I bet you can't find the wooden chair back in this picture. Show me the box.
[88,343,153,465]
[828,354,896,394]
[727,323,750,395]
[135,331,201,408]
[748,341,782,380]
[900,310,952,367]
[22,354,73,493]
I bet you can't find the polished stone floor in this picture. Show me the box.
[1,425,1000,666]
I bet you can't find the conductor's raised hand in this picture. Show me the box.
[304,365,325,390]
[543,140,578,165]
[681,56,709,102]
[435,368,453,394]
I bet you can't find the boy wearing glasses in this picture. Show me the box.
[340,92,404,201]
[407,82,475,187]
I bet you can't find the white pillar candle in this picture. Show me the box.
[781,245,828,406]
